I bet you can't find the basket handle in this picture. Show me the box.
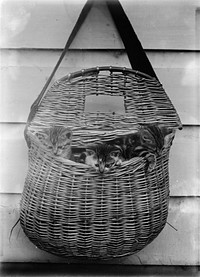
[26,0,158,128]
[26,0,93,126]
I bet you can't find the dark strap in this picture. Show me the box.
[106,0,158,79]
[27,0,158,125]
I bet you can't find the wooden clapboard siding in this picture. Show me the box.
[0,194,199,265]
[0,0,199,266]
[0,0,199,50]
[1,49,199,124]
[0,123,199,196]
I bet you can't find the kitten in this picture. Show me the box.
[80,143,123,173]
[111,124,175,172]
[159,126,175,150]
[110,134,136,160]
[113,125,174,158]
[37,126,73,160]
[131,125,164,156]
[139,125,175,171]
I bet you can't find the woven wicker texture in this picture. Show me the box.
[21,67,182,259]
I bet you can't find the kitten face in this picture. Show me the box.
[112,135,134,160]
[84,144,122,173]
[112,134,141,160]
[37,126,72,158]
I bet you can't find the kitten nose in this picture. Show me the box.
[53,147,58,155]
[120,145,127,159]
[99,162,105,173]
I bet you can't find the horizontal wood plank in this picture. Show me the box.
[0,0,199,50]
[0,124,199,196]
[0,50,199,124]
[0,194,199,265]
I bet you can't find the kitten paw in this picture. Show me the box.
[145,153,156,172]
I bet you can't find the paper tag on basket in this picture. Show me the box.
[84,95,125,113]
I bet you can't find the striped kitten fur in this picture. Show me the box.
[111,124,175,172]
[37,126,73,160]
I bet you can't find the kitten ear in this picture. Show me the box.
[36,131,49,140]
[79,152,86,163]
[66,131,72,139]
[64,129,72,140]
[164,132,175,148]
[86,149,95,156]
[141,129,154,142]
[158,126,175,148]
[159,126,175,136]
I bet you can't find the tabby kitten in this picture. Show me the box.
[80,143,123,173]
[131,124,164,157]
[111,124,175,172]
[160,126,175,150]
[110,135,133,160]
[113,125,175,158]
[37,126,73,160]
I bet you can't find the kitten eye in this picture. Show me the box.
[111,151,120,157]
[58,146,64,150]
[142,134,154,143]
[143,134,150,139]
[95,164,99,167]
[144,137,152,142]
[129,138,134,144]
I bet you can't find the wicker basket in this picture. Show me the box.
[20,66,182,259]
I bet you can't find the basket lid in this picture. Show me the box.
[27,67,182,135]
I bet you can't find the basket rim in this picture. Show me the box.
[59,66,157,83]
